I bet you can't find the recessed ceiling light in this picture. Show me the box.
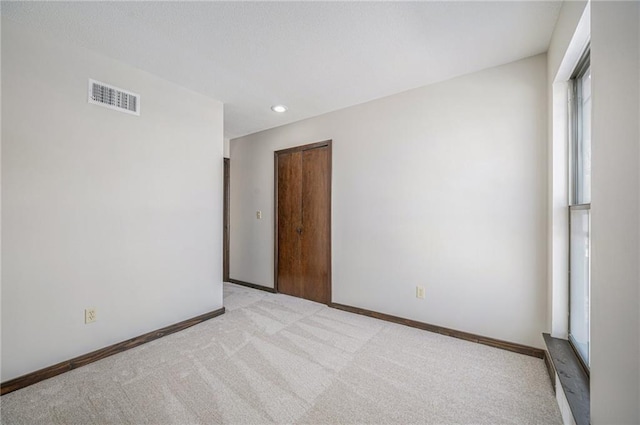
[271,105,288,113]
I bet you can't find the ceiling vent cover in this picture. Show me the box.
[88,79,140,116]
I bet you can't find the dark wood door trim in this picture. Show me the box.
[223,157,230,282]
[274,140,332,304]
[275,140,330,156]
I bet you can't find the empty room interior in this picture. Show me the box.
[1,1,639,424]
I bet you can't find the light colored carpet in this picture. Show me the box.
[1,283,561,424]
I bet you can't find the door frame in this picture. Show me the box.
[274,140,332,304]
[223,157,230,282]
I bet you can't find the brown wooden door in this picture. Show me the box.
[276,141,331,304]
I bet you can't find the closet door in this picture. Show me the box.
[276,150,303,298]
[276,141,331,304]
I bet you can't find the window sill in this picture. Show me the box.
[543,333,590,425]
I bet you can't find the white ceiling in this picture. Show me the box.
[2,1,562,139]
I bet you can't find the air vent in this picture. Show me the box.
[88,79,140,116]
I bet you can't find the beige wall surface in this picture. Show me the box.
[231,54,548,348]
[589,2,639,423]
[1,19,224,381]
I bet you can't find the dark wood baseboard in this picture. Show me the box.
[329,302,544,359]
[1,307,225,396]
[228,278,277,293]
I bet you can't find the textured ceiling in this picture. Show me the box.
[2,1,562,139]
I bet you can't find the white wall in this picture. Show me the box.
[590,2,640,423]
[1,19,224,381]
[231,54,548,348]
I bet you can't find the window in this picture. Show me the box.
[568,49,591,368]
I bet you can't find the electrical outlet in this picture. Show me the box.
[85,308,97,324]
[416,286,425,299]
